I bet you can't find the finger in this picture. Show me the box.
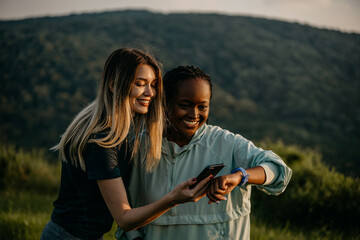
[206,189,215,204]
[210,179,225,195]
[216,188,227,195]
[207,184,228,202]
[192,181,212,201]
[207,194,218,203]
[214,193,227,201]
[220,177,228,189]
[192,175,219,200]
[210,178,218,192]
[195,181,211,198]
[184,177,198,189]
[191,175,212,192]
[207,178,217,195]
[215,177,227,190]
[207,192,227,204]
[206,188,220,203]
[210,192,226,201]
[206,181,218,202]
[193,191,207,202]
[208,199,220,205]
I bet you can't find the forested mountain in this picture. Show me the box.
[1,10,359,175]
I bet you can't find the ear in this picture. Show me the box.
[109,79,114,92]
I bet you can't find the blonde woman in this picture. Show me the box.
[41,49,211,240]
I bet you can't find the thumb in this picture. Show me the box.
[186,177,198,187]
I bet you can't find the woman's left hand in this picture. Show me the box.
[206,172,242,204]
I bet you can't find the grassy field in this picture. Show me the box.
[0,190,354,240]
[0,190,115,240]
[0,144,359,239]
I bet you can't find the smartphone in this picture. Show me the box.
[189,163,226,189]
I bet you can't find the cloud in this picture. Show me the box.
[261,0,333,10]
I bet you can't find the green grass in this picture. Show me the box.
[250,215,359,240]
[0,191,55,240]
[0,190,118,240]
[0,189,355,240]
[1,144,359,240]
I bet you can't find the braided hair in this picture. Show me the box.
[163,65,212,104]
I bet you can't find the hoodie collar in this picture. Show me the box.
[163,124,207,158]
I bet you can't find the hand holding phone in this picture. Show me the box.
[189,163,225,189]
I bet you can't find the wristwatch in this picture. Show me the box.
[231,167,249,186]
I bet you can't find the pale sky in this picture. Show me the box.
[0,0,359,33]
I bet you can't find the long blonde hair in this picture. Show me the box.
[53,48,164,172]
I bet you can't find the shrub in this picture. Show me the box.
[0,145,60,194]
[252,141,360,237]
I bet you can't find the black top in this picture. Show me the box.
[51,133,131,239]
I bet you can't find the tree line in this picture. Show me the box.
[1,10,359,175]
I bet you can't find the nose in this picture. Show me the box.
[189,107,199,119]
[144,84,155,97]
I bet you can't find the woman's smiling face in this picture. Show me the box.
[168,78,211,146]
[129,64,157,114]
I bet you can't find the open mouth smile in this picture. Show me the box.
[138,99,151,106]
[183,120,199,127]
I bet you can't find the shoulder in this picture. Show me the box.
[85,133,125,180]
[87,129,122,152]
[197,124,251,152]
[85,131,121,164]
[203,124,244,141]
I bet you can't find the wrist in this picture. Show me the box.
[164,191,178,208]
[231,167,249,186]
[233,171,243,185]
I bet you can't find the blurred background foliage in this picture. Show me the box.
[0,143,358,239]
[1,10,359,176]
[252,141,360,236]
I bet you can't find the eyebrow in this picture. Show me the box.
[179,99,209,104]
[135,77,157,81]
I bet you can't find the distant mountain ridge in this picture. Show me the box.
[1,10,359,175]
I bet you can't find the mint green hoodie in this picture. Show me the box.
[117,124,292,240]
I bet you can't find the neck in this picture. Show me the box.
[166,127,192,147]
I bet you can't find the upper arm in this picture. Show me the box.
[97,177,131,223]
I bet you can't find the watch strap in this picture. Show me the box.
[231,167,249,186]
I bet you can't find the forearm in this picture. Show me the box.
[120,176,209,230]
[99,176,209,232]
[118,192,176,231]
[98,178,176,232]
[231,166,266,185]
[246,166,266,185]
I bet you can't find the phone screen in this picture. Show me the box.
[189,163,225,189]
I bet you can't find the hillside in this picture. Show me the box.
[0,10,359,175]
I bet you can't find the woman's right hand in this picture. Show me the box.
[166,175,213,205]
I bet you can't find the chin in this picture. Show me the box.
[134,107,149,114]
[183,130,196,137]
[138,110,148,114]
